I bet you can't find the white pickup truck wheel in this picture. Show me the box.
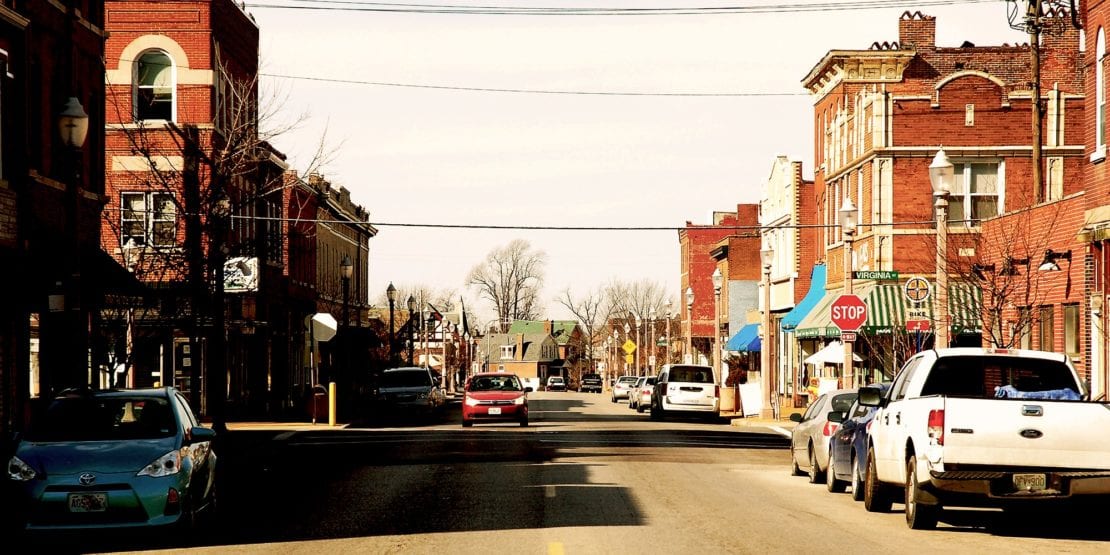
[905,454,939,529]
[864,447,893,512]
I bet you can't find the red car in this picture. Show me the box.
[462,372,529,427]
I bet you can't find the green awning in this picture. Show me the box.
[794,292,840,339]
[948,283,982,335]
[861,284,908,335]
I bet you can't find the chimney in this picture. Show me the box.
[898,11,936,51]
[1042,7,1080,57]
[545,320,553,334]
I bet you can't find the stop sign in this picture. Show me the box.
[831,294,867,332]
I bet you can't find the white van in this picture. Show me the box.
[650,364,719,420]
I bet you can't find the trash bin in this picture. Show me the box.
[308,385,328,424]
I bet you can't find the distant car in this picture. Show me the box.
[632,376,657,413]
[627,376,647,409]
[611,375,640,402]
[371,367,448,420]
[6,387,218,536]
[546,376,567,392]
[462,372,529,427]
[650,364,719,420]
[789,388,858,484]
[580,373,603,393]
[827,383,892,499]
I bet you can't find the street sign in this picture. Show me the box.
[904,276,931,303]
[906,320,932,332]
[854,270,899,281]
[840,331,857,342]
[622,340,637,354]
[625,354,634,364]
[831,294,867,332]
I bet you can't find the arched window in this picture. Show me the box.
[1097,28,1106,153]
[135,50,174,121]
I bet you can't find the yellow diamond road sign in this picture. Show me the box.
[622,340,637,354]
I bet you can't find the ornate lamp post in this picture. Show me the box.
[760,247,775,419]
[623,322,631,375]
[712,268,723,384]
[386,282,397,364]
[634,313,642,376]
[929,149,954,350]
[840,197,859,387]
[406,295,417,364]
[422,308,431,370]
[55,97,89,394]
[685,287,695,364]
[665,300,672,366]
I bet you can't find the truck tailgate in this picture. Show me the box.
[940,398,1110,470]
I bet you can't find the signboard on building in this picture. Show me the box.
[854,270,899,281]
[224,257,259,293]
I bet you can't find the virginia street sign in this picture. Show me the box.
[853,270,899,281]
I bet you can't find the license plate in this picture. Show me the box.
[1013,473,1046,491]
[68,492,107,513]
[488,407,501,415]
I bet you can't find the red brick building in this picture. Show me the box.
[800,10,1086,385]
[679,210,742,366]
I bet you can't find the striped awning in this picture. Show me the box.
[861,284,908,334]
[948,283,982,335]
[794,292,840,339]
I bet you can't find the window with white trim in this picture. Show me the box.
[122,192,176,247]
[135,50,174,121]
[1099,29,1107,151]
[949,162,1002,224]
[500,345,513,360]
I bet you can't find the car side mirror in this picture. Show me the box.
[789,413,803,423]
[857,386,885,408]
[525,387,533,393]
[827,411,845,423]
[188,426,217,443]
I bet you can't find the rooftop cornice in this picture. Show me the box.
[802,49,916,99]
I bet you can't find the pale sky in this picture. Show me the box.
[248,0,1031,322]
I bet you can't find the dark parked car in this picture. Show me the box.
[5,387,218,537]
[580,373,603,393]
[826,382,892,499]
[370,367,447,420]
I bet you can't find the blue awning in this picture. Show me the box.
[726,323,761,352]
[781,263,827,331]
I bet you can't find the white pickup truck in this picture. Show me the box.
[858,347,1110,529]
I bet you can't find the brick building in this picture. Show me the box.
[679,210,743,366]
[0,1,129,435]
[102,0,291,421]
[799,10,1086,386]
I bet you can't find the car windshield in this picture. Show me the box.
[380,371,431,388]
[550,377,564,383]
[470,375,523,392]
[27,396,176,441]
[618,377,639,385]
[667,366,714,383]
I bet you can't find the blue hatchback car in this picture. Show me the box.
[826,382,891,500]
[5,387,218,536]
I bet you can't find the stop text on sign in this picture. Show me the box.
[832,305,865,321]
[830,294,867,332]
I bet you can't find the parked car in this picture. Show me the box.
[649,364,719,420]
[462,372,529,427]
[633,376,657,413]
[6,387,218,536]
[611,375,640,402]
[826,382,892,499]
[546,376,567,392]
[370,367,448,420]
[789,388,857,484]
[628,376,648,409]
[580,373,604,393]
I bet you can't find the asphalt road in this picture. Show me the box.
[83,391,1108,554]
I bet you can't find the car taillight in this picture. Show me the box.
[823,421,839,436]
[928,409,945,445]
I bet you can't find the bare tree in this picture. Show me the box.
[604,279,673,373]
[467,239,547,330]
[557,286,613,374]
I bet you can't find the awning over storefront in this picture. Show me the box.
[726,323,761,352]
[803,341,862,366]
[781,263,827,331]
[948,283,983,335]
[795,292,839,339]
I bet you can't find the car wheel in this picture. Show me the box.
[462,420,473,427]
[826,453,847,493]
[807,445,823,484]
[650,400,663,420]
[519,418,529,427]
[636,402,645,413]
[850,452,865,501]
[864,447,893,513]
[611,395,617,403]
[905,454,939,529]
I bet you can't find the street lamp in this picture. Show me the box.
[406,295,416,364]
[760,247,775,419]
[840,197,858,387]
[422,308,431,370]
[649,306,657,374]
[386,282,397,364]
[665,299,673,366]
[623,322,631,375]
[55,97,89,395]
[685,287,695,363]
[633,312,642,376]
[712,267,723,386]
[929,148,954,350]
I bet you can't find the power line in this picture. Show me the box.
[244,0,995,16]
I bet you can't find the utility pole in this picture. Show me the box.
[1027,0,1044,203]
